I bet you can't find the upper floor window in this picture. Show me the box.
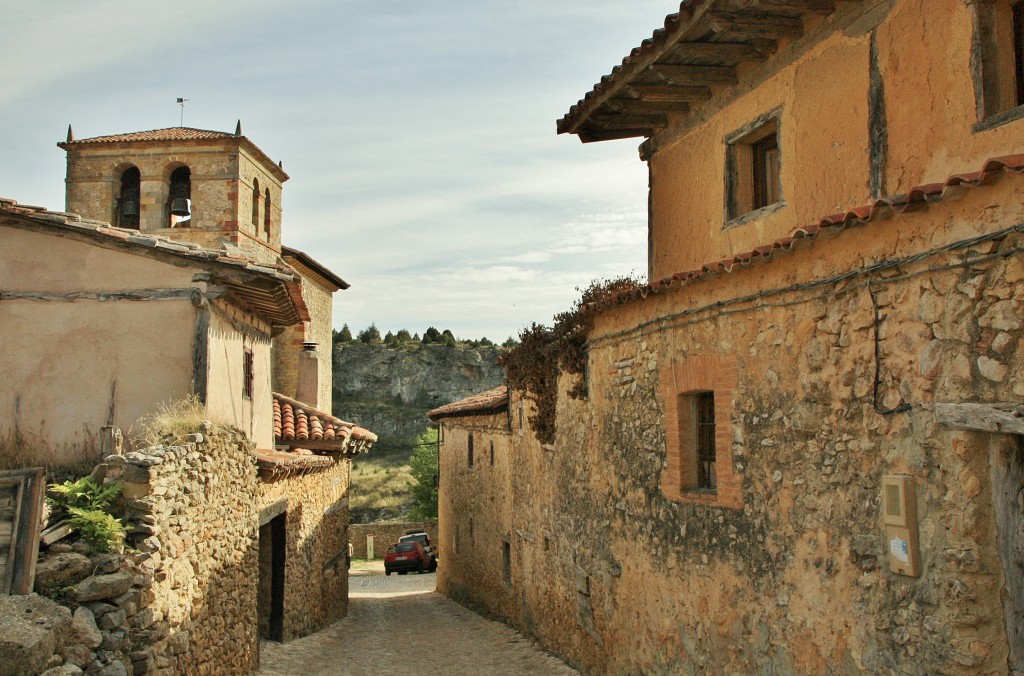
[168,166,192,228]
[973,0,1024,129]
[264,189,272,241]
[243,348,254,400]
[116,167,140,230]
[468,432,474,467]
[251,178,260,227]
[725,113,782,224]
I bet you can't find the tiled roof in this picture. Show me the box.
[255,448,335,482]
[282,246,350,291]
[0,198,309,326]
[273,392,377,451]
[58,127,289,182]
[557,1,846,143]
[591,155,1024,310]
[64,127,236,144]
[427,386,509,422]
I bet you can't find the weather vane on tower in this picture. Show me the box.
[176,98,190,126]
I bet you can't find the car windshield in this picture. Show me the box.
[402,534,427,544]
[396,543,417,553]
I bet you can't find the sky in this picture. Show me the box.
[0,0,674,343]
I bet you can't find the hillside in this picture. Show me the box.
[332,340,506,522]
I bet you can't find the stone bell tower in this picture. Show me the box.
[59,122,288,264]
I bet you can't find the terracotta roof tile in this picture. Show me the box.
[272,393,377,454]
[427,386,509,422]
[66,127,236,144]
[255,449,335,482]
[591,155,1024,311]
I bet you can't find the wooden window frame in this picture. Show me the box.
[724,111,784,226]
[972,0,1024,130]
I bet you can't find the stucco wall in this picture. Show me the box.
[647,0,1024,281]
[0,227,197,465]
[272,265,334,411]
[205,303,275,450]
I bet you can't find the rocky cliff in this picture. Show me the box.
[332,342,505,449]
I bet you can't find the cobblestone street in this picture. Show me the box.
[258,572,577,674]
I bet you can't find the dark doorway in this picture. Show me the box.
[990,435,1024,672]
[258,513,286,642]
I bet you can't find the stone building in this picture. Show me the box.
[434,1,1024,673]
[1,124,376,666]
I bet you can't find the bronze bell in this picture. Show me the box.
[120,199,139,217]
[170,197,191,216]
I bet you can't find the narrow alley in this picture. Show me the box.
[258,571,577,675]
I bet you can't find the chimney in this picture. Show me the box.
[295,341,319,409]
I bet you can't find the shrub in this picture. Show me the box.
[47,476,126,553]
[67,507,125,553]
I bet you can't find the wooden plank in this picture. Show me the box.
[0,469,45,595]
[587,113,669,131]
[934,402,1024,435]
[40,521,73,546]
[753,0,835,14]
[606,98,690,115]
[706,11,805,40]
[630,83,714,101]
[649,63,738,85]
[667,41,771,63]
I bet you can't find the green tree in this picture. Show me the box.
[334,324,353,343]
[396,329,412,342]
[383,331,397,346]
[422,327,442,344]
[408,427,439,519]
[480,337,493,346]
[357,323,381,344]
[502,336,518,348]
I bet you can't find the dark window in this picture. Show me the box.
[502,539,511,583]
[251,178,260,227]
[243,349,254,400]
[1015,1,1024,106]
[490,440,494,466]
[751,134,780,210]
[468,433,474,467]
[264,188,272,241]
[695,392,717,490]
[726,116,781,221]
[117,167,140,230]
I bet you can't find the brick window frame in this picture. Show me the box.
[659,354,742,509]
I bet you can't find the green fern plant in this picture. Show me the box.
[66,507,125,553]
[47,477,125,553]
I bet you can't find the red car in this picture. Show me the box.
[384,541,435,575]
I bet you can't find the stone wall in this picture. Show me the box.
[120,425,259,674]
[349,521,438,559]
[439,202,1024,672]
[257,460,351,640]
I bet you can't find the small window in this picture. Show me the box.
[264,189,272,241]
[974,0,1024,126]
[694,392,717,491]
[469,517,474,545]
[726,116,781,222]
[251,178,260,227]
[490,440,494,466]
[518,401,525,436]
[468,433,474,467]
[243,348,254,400]
[502,539,511,584]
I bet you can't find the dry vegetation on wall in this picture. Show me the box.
[500,276,641,443]
[135,395,225,448]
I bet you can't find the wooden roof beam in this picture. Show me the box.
[705,11,805,40]
[752,0,836,14]
[606,98,690,115]
[667,41,773,63]
[579,127,654,143]
[587,113,668,131]
[629,83,714,102]
[649,63,738,85]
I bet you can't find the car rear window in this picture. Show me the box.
[387,545,397,554]
[396,543,417,553]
